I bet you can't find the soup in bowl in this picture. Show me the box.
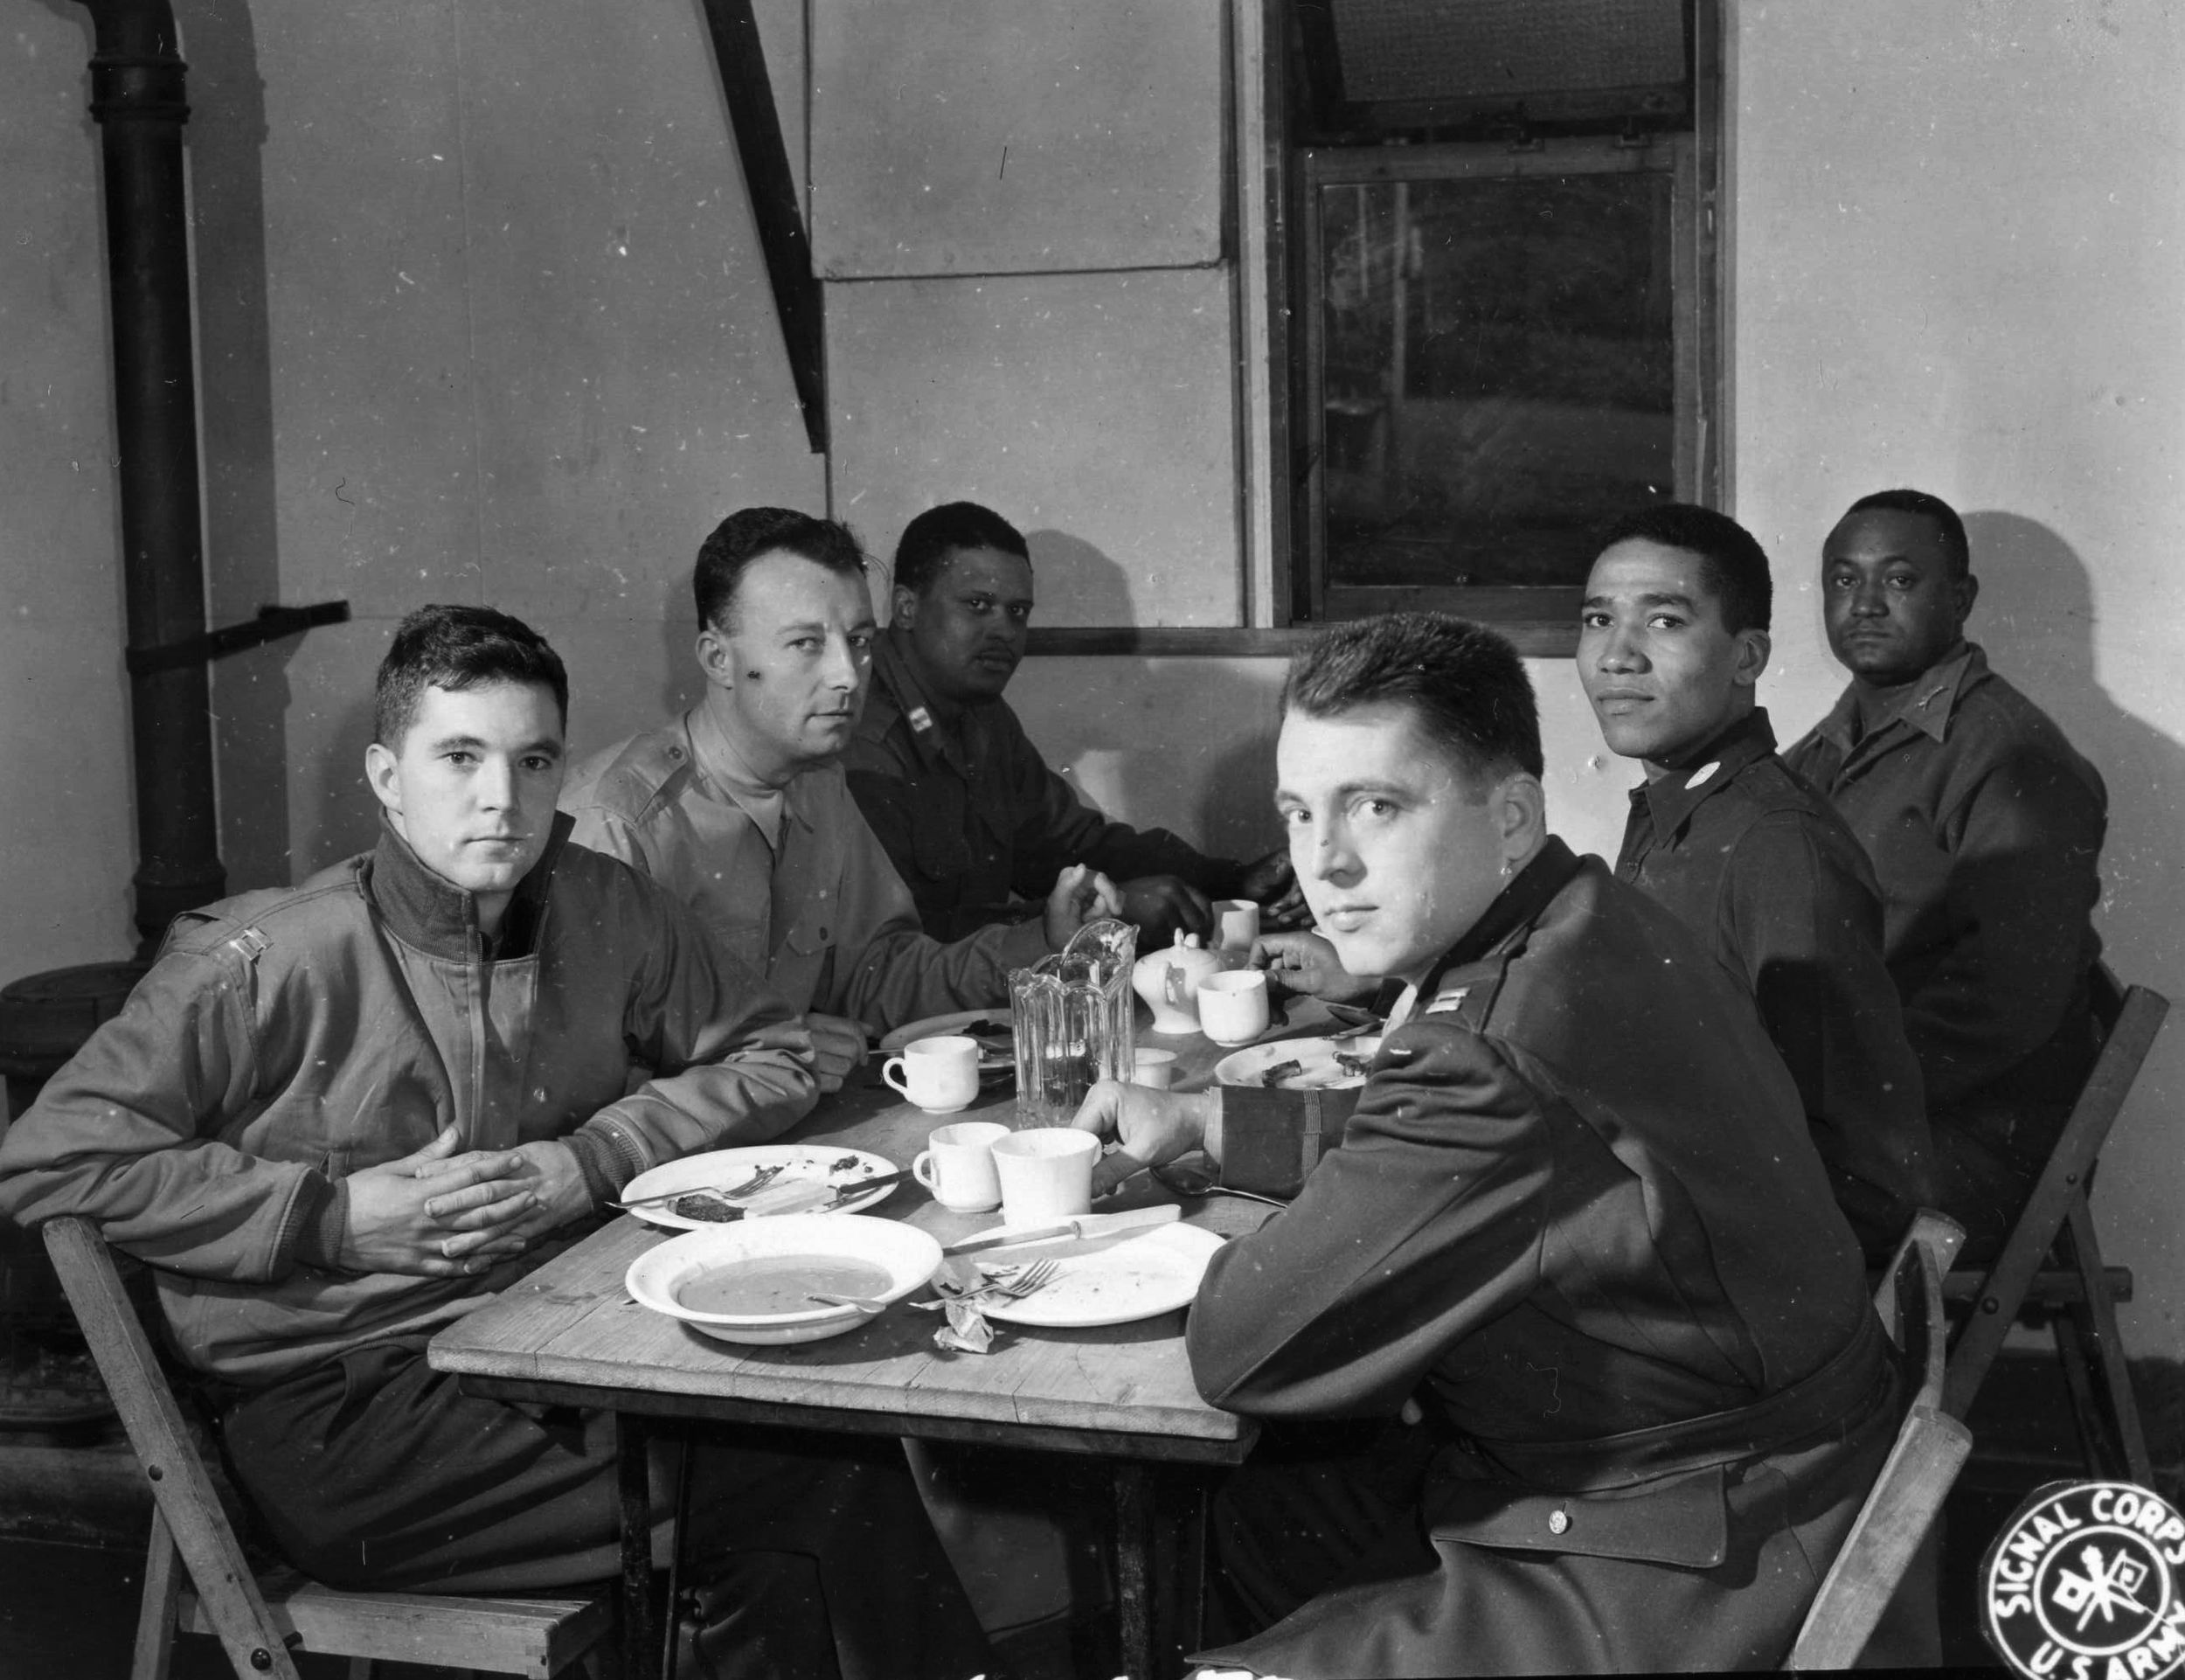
[626,1212,943,1346]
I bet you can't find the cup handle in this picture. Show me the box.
[882,1056,911,1099]
[912,1149,937,1191]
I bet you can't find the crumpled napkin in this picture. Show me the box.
[932,1294,996,1354]
[920,1257,1005,1353]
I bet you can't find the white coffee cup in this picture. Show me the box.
[1213,899,1260,952]
[912,1120,1009,1211]
[1197,969,1270,1046]
[1132,1048,1178,1089]
[990,1128,1099,1226]
[882,1036,981,1114]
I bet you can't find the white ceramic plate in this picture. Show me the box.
[1212,1037,1382,1092]
[620,1145,899,1232]
[877,1009,1016,1073]
[626,1214,942,1346]
[978,1224,1226,1329]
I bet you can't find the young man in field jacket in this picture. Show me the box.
[0,606,989,1680]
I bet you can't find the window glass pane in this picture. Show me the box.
[1318,169,1675,590]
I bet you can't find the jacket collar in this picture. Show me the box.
[1630,707,1779,838]
[1412,835,1584,998]
[871,629,970,774]
[1813,641,1986,753]
[364,810,571,961]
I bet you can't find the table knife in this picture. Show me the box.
[941,1204,1182,1255]
[743,1168,912,1218]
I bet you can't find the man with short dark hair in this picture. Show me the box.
[1786,489,2108,1260]
[844,501,1297,942]
[1578,503,1931,1260]
[562,506,1117,1091]
[1072,612,1917,1675]
[0,605,990,1678]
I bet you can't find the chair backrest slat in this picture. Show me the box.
[1941,980,2168,1420]
[42,1217,303,1680]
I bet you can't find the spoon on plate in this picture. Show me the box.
[808,1293,887,1316]
[1151,1162,1289,1210]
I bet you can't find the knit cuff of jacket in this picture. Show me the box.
[286,1174,350,1273]
[565,1125,641,1208]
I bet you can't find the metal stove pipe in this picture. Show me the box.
[77,0,225,955]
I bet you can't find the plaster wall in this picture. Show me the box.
[0,9,138,975]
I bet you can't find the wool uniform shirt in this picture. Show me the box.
[1612,707,1932,1259]
[561,703,1049,1033]
[844,630,1244,939]
[1785,643,2106,1154]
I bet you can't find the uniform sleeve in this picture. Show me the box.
[579,875,820,1182]
[1912,746,2106,1105]
[0,946,328,1282]
[824,804,1051,1032]
[1187,1021,1553,1420]
[1001,712,1244,899]
[1722,813,1932,1253]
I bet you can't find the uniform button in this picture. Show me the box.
[1547,1509,1570,1536]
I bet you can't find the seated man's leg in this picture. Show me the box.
[221,1339,988,1680]
[1204,1417,1437,1644]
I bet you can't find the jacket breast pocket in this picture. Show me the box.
[1425,1463,1729,1568]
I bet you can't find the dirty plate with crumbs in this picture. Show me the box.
[618,1145,899,1232]
[975,1225,1228,1329]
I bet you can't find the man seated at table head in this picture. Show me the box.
[561,504,1120,1093]
[0,604,989,1676]
[1072,611,1925,1676]
[1785,488,2108,1263]
[1578,502,1932,1261]
[843,499,1301,945]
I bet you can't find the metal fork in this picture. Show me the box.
[971,1258,1058,1300]
[611,1163,784,1211]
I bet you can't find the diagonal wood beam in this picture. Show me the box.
[699,0,827,454]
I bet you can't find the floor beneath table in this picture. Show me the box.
[4,1350,2177,1679]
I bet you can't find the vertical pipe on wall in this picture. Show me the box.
[77,0,225,954]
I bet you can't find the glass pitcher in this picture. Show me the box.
[1009,918,1137,1128]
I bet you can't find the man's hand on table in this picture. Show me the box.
[1043,863,1124,948]
[805,1012,871,1094]
[1070,1080,1221,1198]
[1249,931,1380,1003]
[1237,847,1310,931]
[1114,874,1214,946]
[337,1122,538,1276]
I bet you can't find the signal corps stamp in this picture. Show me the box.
[1983,1481,2185,1680]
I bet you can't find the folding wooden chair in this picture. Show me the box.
[41,1215,610,1680]
[1786,1210,1973,1670]
[1939,964,2167,1484]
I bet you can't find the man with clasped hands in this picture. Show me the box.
[1071,612,1925,1675]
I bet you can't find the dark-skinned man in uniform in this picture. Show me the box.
[844,501,1301,945]
[1786,489,2107,1262]
[1578,503,1931,1261]
[1071,612,1925,1676]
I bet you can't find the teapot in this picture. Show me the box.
[1132,931,1225,1035]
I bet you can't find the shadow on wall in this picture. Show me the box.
[1962,511,2185,955]
[1014,530,1290,858]
[186,0,294,891]
[1026,528,1137,628]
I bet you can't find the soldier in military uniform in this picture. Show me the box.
[1072,613,1925,1676]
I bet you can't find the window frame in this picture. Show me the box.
[1293,133,1709,649]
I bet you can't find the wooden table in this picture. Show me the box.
[427,1014,1310,1679]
